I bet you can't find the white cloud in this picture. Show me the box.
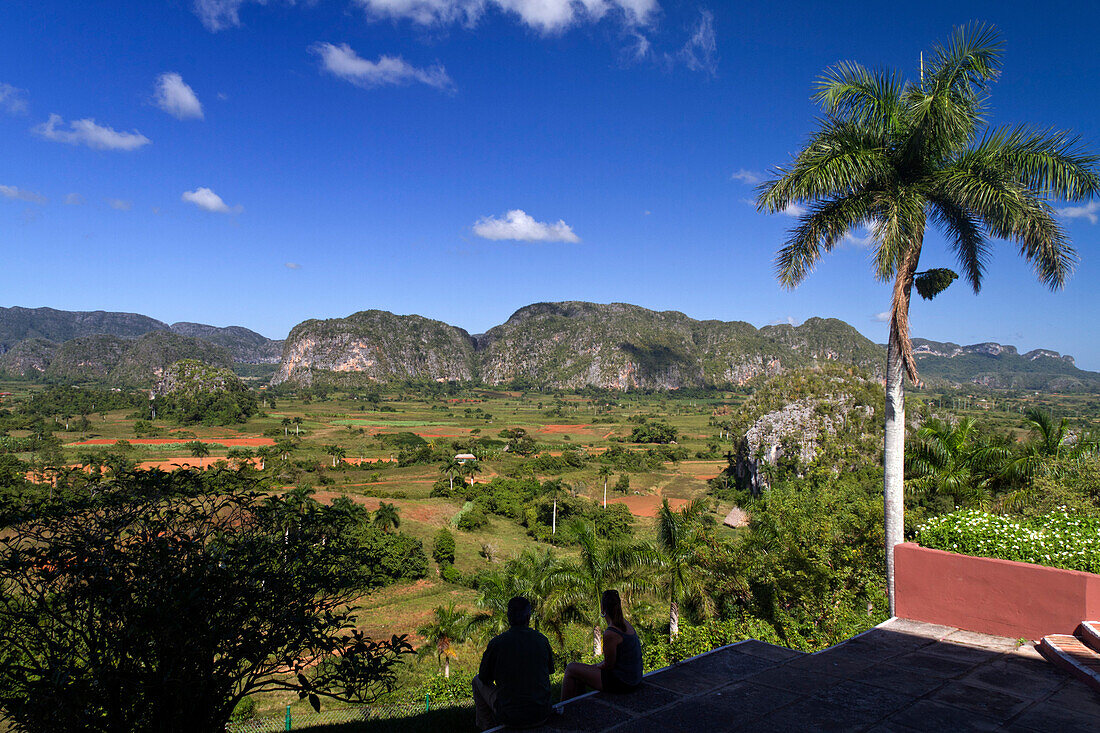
[473,209,580,242]
[64,193,85,205]
[0,83,28,115]
[780,203,806,217]
[191,0,262,31]
[108,199,133,211]
[0,185,47,204]
[313,43,453,91]
[33,114,151,151]
[730,169,762,185]
[769,316,796,326]
[842,229,876,248]
[285,262,302,270]
[154,72,204,120]
[1059,200,1099,225]
[873,311,891,323]
[353,0,657,33]
[182,187,243,214]
[676,9,716,74]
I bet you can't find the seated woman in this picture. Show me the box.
[560,589,643,700]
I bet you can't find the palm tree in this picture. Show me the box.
[274,439,296,462]
[597,465,613,508]
[440,458,462,493]
[906,416,1003,508]
[255,446,273,471]
[324,444,346,468]
[655,498,713,640]
[756,25,1098,613]
[554,519,656,655]
[417,603,471,678]
[996,407,1075,496]
[472,549,565,641]
[281,417,291,436]
[459,460,481,487]
[187,440,211,468]
[293,416,303,437]
[373,501,401,533]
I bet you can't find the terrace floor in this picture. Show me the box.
[490,618,1100,732]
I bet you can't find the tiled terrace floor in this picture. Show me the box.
[492,618,1100,732]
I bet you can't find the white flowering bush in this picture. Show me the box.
[916,508,1100,574]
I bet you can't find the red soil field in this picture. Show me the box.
[607,494,691,518]
[68,437,275,447]
[537,424,591,434]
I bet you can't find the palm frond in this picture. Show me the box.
[812,61,904,129]
[928,194,989,292]
[774,192,876,287]
[935,154,1077,289]
[976,124,1100,200]
[757,121,888,214]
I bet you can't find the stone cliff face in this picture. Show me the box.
[272,310,477,386]
[731,370,882,494]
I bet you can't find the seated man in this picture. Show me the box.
[472,596,554,731]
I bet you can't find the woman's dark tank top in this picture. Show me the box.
[607,625,643,686]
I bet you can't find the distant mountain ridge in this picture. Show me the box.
[2,303,1096,392]
[0,306,283,365]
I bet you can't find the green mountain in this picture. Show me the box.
[272,310,477,386]
[911,338,1100,391]
[0,331,232,387]
[274,302,887,390]
[0,306,167,349]
[169,322,284,364]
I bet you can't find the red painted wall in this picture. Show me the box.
[894,543,1100,640]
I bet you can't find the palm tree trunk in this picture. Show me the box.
[885,240,921,617]
[670,600,679,641]
[444,656,450,679]
[593,624,602,657]
[884,337,905,616]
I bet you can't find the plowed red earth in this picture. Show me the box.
[607,495,691,518]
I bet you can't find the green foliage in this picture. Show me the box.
[432,528,456,567]
[727,473,888,650]
[0,470,415,733]
[914,269,959,300]
[917,508,1100,572]
[628,418,678,444]
[456,503,489,532]
[613,474,630,494]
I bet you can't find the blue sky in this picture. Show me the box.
[3,1,1100,368]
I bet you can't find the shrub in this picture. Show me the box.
[433,529,456,567]
[916,508,1100,573]
[456,504,489,532]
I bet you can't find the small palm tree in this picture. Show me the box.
[186,440,211,468]
[597,465,613,508]
[373,501,401,533]
[906,417,1001,508]
[281,417,291,436]
[554,519,656,655]
[417,603,471,678]
[756,25,1098,612]
[459,461,481,487]
[655,498,714,640]
[324,444,346,468]
[440,459,462,493]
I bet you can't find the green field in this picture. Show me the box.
[5,379,1098,726]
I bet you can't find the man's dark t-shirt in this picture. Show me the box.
[479,626,554,726]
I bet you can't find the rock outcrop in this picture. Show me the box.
[272,310,477,386]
